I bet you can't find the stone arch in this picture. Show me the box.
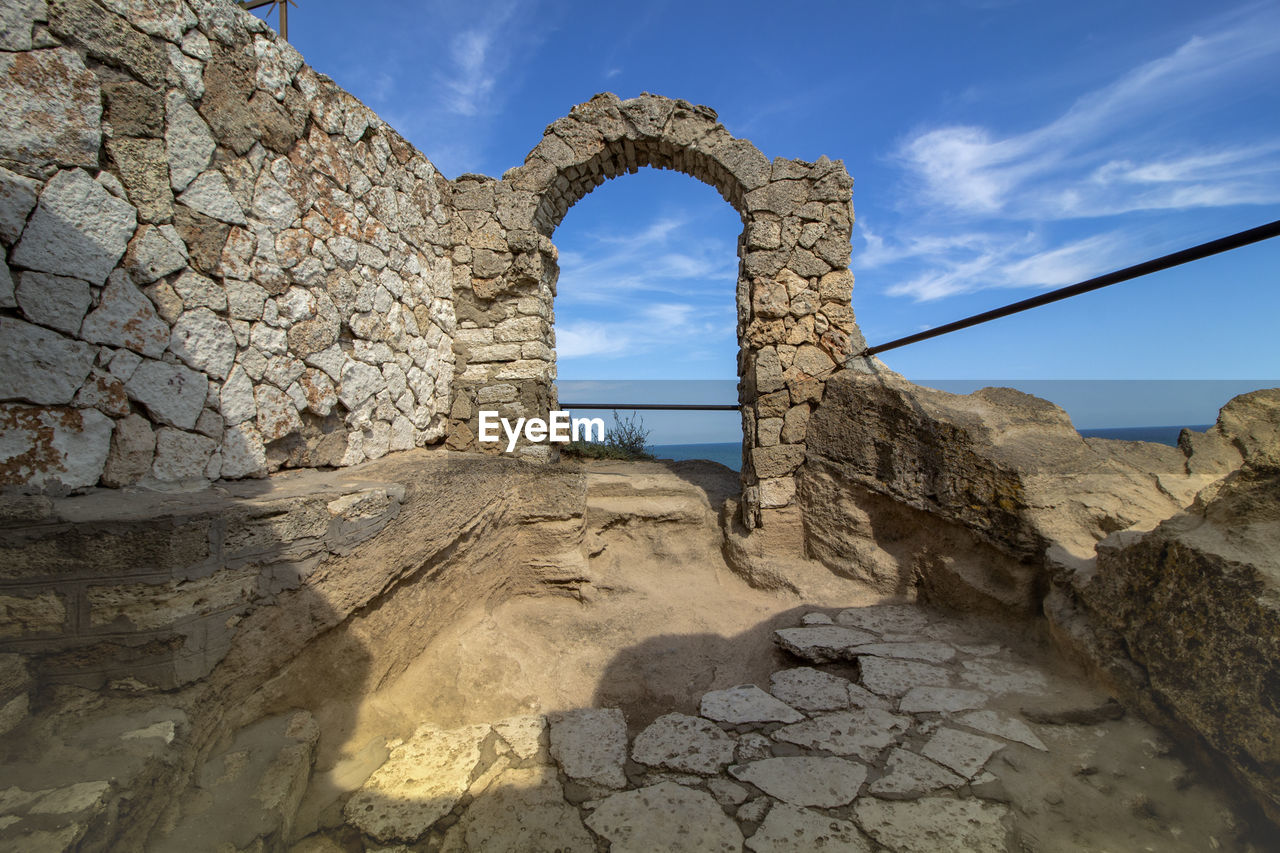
[446,93,863,527]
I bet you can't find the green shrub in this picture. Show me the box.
[561,411,654,461]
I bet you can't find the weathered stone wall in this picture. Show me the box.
[0,0,455,493]
[444,93,863,526]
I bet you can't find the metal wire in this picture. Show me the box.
[855,219,1280,359]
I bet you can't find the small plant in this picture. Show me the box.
[561,410,654,461]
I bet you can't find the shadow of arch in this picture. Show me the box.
[449,93,861,529]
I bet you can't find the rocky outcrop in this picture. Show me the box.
[799,367,1218,614]
[803,368,1280,823]
[1052,390,1280,824]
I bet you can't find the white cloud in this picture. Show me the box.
[436,4,519,117]
[897,8,1280,220]
[873,6,1280,302]
[880,231,1130,302]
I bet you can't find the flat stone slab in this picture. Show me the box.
[867,748,965,798]
[549,708,627,789]
[854,797,1012,853]
[631,712,737,775]
[585,782,742,853]
[492,714,547,761]
[956,711,1047,751]
[439,765,593,853]
[730,756,868,807]
[899,686,988,714]
[344,723,488,843]
[858,657,951,698]
[835,605,933,636]
[700,684,804,725]
[769,667,855,712]
[774,626,878,663]
[919,728,1004,779]
[958,658,1048,695]
[773,708,911,760]
[849,641,956,664]
[745,802,871,852]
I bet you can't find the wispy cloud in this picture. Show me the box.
[872,5,1280,301]
[438,10,514,117]
[556,214,738,303]
[897,8,1280,221]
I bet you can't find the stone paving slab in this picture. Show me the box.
[700,684,804,725]
[585,781,742,853]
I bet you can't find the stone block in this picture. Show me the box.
[0,403,112,490]
[14,271,91,336]
[0,316,96,404]
[751,444,806,478]
[0,47,101,168]
[12,169,136,285]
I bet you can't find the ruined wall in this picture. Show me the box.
[0,0,455,493]
[444,93,862,525]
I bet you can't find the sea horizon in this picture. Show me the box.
[649,424,1215,472]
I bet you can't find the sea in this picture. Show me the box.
[648,425,1214,473]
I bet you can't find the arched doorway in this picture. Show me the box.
[446,93,861,527]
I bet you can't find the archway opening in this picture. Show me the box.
[550,168,745,469]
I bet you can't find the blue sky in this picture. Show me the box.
[260,0,1280,433]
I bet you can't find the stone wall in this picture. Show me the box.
[0,0,455,493]
[444,93,863,526]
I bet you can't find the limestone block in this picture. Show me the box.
[105,137,172,223]
[151,427,217,482]
[0,403,112,490]
[172,269,227,311]
[854,797,1011,852]
[252,170,299,230]
[338,360,383,409]
[123,225,189,284]
[439,765,593,853]
[919,728,1003,779]
[101,412,155,487]
[868,748,965,798]
[0,0,44,51]
[750,444,805,478]
[780,403,810,444]
[631,713,737,775]
[0,48,101,168]
[73,368,130,417]
[12,169,136,285]
[255,384,302,441]
[0,317,96,404]
[81,271,171,358]
[14,271,91,335]
[170,307,237,379]
[768,666,855,712]
[773,624,877,663]
[102,79,162,139]
[178,170,247,225]
[220,422,267,478]
[773,708,911,760]
[345,723,490,843]
[126,357,208,430]
[0,251,13,308]
[700,684,802,724]
[746,804,870,852]
[0,590,67,637]
[548,708,627,789]
[859,657,952,698]
[585,782,741,853]
[730,756,867,808]
[0,166,40,245]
